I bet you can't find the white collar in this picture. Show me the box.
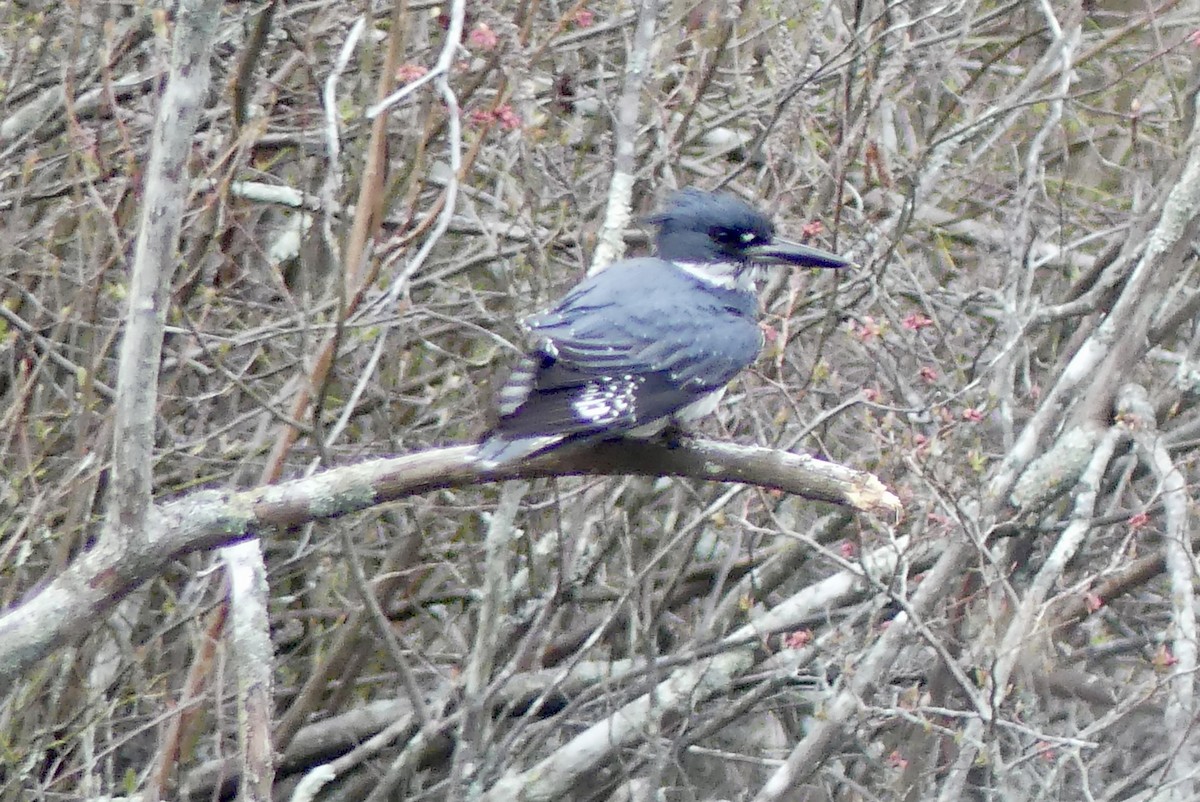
[674,261,758,293]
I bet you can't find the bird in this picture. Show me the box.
[473,188,852,468]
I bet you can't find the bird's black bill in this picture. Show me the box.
[743,238,852,270]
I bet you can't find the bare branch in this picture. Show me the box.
[1135,387,1198,799]
[589,0,658,273]
[0,439,895,687]
[104,0,222,547]
[221,541,276,802]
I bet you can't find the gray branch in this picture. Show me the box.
[104,0,222,548]
[0,438,898,687]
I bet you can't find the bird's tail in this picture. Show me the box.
[471,434,565,470]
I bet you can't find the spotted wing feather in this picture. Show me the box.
[475,259,761,466]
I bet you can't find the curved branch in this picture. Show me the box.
[0,439,902,681]
[0,438,898,686]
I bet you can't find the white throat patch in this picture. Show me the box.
[675,261,758,293]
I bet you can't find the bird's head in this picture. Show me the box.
[645,188,851,290]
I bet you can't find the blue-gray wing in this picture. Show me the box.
[482,259,761,447]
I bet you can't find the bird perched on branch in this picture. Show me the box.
[473,188,851,468]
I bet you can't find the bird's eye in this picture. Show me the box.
[712,228,753,246]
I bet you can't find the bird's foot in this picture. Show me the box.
[657,424,692,450]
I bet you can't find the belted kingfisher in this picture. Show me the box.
[473,188,851,468]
